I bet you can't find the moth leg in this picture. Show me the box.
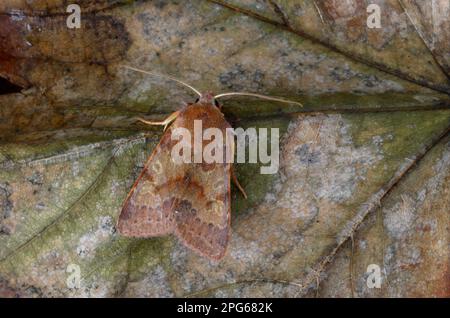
[231,168,247,199]
[137,110,180,131]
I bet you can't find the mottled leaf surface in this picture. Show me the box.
[0,0,448,297]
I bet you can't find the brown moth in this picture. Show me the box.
[117,66,302,261]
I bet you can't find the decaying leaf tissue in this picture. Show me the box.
[0,0,448,301]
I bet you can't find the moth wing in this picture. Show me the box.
[173,121,234,261]
[173,162,232,261]
[117,127,183,237]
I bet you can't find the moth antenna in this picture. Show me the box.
[214,92,303,107]
[121,65,202,97]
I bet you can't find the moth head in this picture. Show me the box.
[195,92,220,108]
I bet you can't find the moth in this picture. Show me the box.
[117,65,302,261]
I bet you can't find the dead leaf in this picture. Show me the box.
[0,0,448,297]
